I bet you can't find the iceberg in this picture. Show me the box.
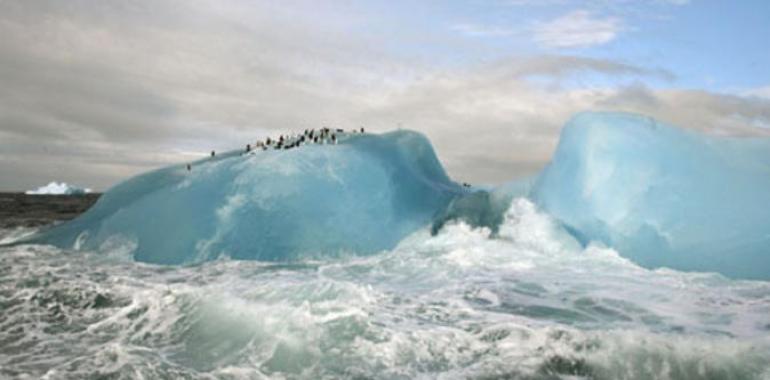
[26,182,92,195]
[14,112,770,280]
[25,131,466,264]
[531,112,770,280]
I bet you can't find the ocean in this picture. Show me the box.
[2,198,769,379]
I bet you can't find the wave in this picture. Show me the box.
[2,199,769,378]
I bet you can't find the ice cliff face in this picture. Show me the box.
[28,131,465,264]
[531,112,770,280]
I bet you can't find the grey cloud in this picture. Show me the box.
[458,55,676,85]
[0,0,390,190]
[599,86,770,136]
[0,0,767,191]
[352,66,768,184]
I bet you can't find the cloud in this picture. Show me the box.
[661,0,690,5]
[741,86,770,100]
[599,86,770,135]
[489,55,674,81]
[502,0,567,5]
[0,0,399,189]
[533,10,623,48]
[0,1,766,191]
[451,23,517,37]
[505,0,690,7]
[350,60,767,184]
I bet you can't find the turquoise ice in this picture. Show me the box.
[27,131,465,264]
[531,112,770,280]
[18,112,770,280]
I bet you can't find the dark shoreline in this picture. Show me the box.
[0,193,101,229]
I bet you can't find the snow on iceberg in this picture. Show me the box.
[26,182,92,195]
[531,112,770,280]
[27,131,466,264]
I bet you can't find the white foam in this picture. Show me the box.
[2,198,770,378]
[0,227,38,244]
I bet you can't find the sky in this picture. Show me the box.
[1,0,769,191]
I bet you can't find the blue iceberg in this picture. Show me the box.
[26,131,465,264]
[15,111,770,280]
[531,112,770,280]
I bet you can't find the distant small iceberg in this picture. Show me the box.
[25,182,92,195]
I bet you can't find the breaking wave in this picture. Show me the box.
[3,199,769,379]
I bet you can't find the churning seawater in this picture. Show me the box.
[2,198,770,379]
